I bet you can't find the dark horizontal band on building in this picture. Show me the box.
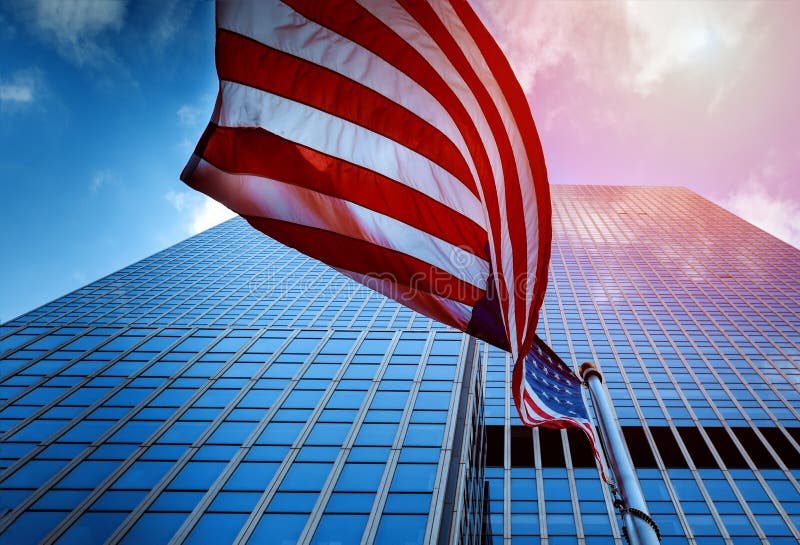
[486,425,800,469]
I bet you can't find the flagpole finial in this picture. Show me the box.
[579,361,602,384]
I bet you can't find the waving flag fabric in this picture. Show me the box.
[182,0,598,455]
[516,336,605,478]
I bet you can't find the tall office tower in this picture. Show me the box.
[0,186,798,545]
[0,217,486,545]
[480,186,800,545]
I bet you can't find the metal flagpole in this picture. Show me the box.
[579,362,661,545]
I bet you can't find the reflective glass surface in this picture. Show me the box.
[1,186,798,544]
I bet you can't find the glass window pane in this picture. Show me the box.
[310,514,368,545]
[248,514,308,545]
[374,514,427,545]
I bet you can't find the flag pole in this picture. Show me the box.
[579,362,661,545]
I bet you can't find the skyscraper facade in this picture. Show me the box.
[481,186,800,545]
[0,215,486,545]
[1,186,798,545]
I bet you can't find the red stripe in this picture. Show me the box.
[215,28,479,198]
[398,0,528,351]
[281,0,511,341]
[242,215,485,307]
[201,124,487,257]
[450,0,552,360]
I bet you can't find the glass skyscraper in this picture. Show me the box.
[1,186,798,544]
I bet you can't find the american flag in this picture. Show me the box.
[182,0,599,460]
[515,336,605,477]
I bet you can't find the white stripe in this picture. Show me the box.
[333,267,472,330]
[190,158,490,290]
[216,80,486,232]
[357,0,518,357]
[217,0,484,217]
[430,0,541,347]
[521,383,551,424]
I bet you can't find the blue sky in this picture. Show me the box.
[0,2,233,322]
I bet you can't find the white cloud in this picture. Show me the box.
[90,169,116,193]
[177,104,202,127]
[718,171,800,249]
[470,1,621,91]
[165,190,235,235]
[177,92,215,129]
[164,190,188,212]
[471,0,758,95]
[177,94,215,156]
[147,0,192,49]
[9,0,195,83]
[21,0,127,67]
[623,1,757,95]
[0,82,32,103]
[189,197,236,234]
[0,69,43,110]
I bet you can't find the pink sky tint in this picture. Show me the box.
[472,0,800,248]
